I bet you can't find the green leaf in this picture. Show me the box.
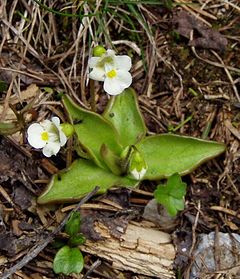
[0,122,20,135]
[68,234,86,247]
[154,173,187,216]
[103,88,146,147]
[136,134,225,180]
[100,144,122,175]
[37,159,138,204]
[53,246,84,275]
[63,95,122,169]
[65,212,81,237]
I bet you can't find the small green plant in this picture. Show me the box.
[27,46,225,214]
[154,173,187,216]
[53,212,85,275]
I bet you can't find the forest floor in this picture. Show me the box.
[0,0,240,278]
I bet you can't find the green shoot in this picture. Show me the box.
[53,211,85,275]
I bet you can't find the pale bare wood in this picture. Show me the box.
[82,221,176,278]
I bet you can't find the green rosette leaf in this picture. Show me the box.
[136,134,225,180]
[63,95,122,169]
[103,88,146,147]
[38,159,138,204]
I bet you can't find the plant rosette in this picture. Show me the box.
[37,88,225,204]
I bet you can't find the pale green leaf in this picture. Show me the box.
[136,134,225,180]
[53,246,84,275]
[38,159,138,204]
[63,95,122,169]
[100,144,122,175]
[103,88,146,147]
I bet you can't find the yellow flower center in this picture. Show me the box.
[106,69,117,78]
[41,131,49,141]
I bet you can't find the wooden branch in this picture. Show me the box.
[82,221,176,278]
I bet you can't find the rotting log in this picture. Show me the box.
[81,221,176,278]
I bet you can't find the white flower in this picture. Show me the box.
[27,117,67,157]
[89,49,132,95]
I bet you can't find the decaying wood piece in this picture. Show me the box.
[82,221,176,278]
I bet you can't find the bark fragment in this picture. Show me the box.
[82,221,176,278]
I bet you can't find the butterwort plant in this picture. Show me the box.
[29,46,225,216]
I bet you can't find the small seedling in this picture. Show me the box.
[154,173,187,216]
[53,212,85,275]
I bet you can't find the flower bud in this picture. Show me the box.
[128,148,147,180]
[93,46,106,57]
[60,123,74,137]
[120,145,147,180]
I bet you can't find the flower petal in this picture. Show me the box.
[116,70,132,88]
[115,56,132,71]
[106,49,116,57]
[104,63,115,73]
[51,116,60,127]
[48,132,59,142]
[88,57,100,68]
[59,130,67,146]
[42,142,60,157]
[27,123,46,148]
[89,67,105,81]
[104,77,123,95]
[40,119,52,131]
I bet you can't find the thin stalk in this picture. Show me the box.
[89,79,96,112]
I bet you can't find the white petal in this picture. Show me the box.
[89,67,105,81]
[104,70,132,95]
[88,57,100,68]
[40,119,52,131]
[42,142,60,157]
[48,132,59,142]
[104,77,123,95]
[106,49,116,57]
[51,116,60,127]
[27,123,46,148]
[52,117,67,146]
[115,56,132,71]
[116,70,132,88]
[104,63,115,73]
[59,130,67,146]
